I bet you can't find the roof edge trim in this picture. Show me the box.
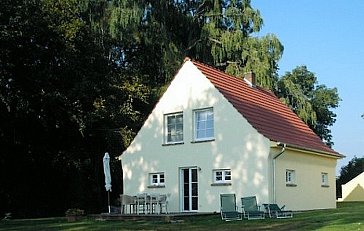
[284,144,344,159]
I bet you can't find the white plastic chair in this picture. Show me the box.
[158,194,168,214]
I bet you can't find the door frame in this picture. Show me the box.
[179,167,199,212]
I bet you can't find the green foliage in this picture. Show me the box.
[0,0,150,217]
[185,0,283,89]
[276,66,340,146]
[0,0,341,218]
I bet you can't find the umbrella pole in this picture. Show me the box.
[108,191,111,213]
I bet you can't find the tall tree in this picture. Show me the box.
[0,0,149,217]
[0,0,341,218]
[184,0,284,89]
[276,66,340,146]
[106,0,284,90]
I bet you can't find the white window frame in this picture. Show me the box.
[321,172,329,186]
[285,169,296,185]
[194,108,214,141]
[213,169,231,184]
[164,112,183,144]
[149,172,165,186]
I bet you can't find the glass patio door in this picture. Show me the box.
[180,168,198,212]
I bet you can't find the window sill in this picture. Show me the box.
[147,185,166,188]
[286,183,297,187]
[191,138,215,144]
[162,142,184,146]
[211,183,232,186]
[321,185,330,188]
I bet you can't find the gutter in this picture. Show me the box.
[272,142,286,203]
[282,144,344,159]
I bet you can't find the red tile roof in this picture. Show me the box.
[191,60,341,157]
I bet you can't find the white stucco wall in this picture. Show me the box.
[121,61,271,213]
[274,148,338,210]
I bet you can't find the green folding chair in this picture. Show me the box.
[241,196,265,220]
[263,203,293,218]
[220,194,242,221]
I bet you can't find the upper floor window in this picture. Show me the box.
[321,172,329,187]
[165,112,183,144]
[286,169,296,186]
[194,108,214,141]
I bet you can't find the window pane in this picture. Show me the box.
[152,175,158,184]
[192,183,198,196]
[196,130,204,139]
[215,171,222,181]
[206,120,213,129]
[206,128,214,138]
[196,121,205,130]
[192,169,197,182]
[183,169,189,182]
[207,111,213,120]
[176,114,183,123]
[196,112,202,121]
[225,171,231,181]
[184,184,189,196]
[167,134,172,142]
[168,116,175,124]
[184,197,189,210]
[176,124,183,132]
[169,125,175,134]
[200,111,207,120]
[192,197,198,210]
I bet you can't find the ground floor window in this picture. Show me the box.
[321,172,329,187]
[286,169,296,186]
[213,169,231,184]
[149,172,165,186]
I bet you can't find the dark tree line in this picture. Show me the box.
[0,0,340,218]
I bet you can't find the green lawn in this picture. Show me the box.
[1,202,363,231]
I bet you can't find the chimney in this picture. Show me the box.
[243,71,256,86]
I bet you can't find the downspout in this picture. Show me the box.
[273,142,286,203]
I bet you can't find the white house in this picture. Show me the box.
[339,172,364,202]
[119,58,343,213]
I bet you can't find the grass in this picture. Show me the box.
[1,202,363,231]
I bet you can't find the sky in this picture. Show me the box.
[252,0,364,174]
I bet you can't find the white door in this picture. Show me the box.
[180,167,198,212]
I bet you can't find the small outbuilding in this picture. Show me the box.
[339,172,364,202]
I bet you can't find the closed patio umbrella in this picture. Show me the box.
[103,152,112,213]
